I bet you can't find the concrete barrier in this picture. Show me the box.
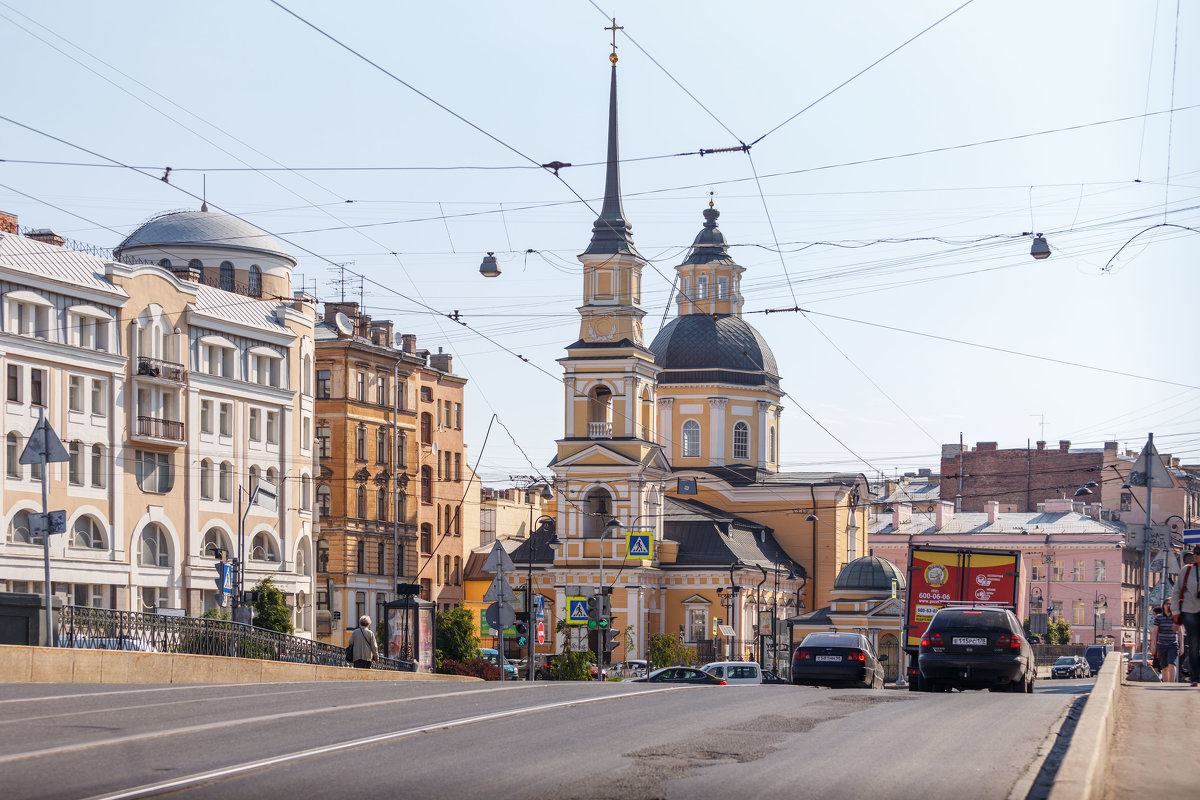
[1046,650,1123,800]
[0,645,479,685]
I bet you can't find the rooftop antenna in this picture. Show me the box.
[1030,413,1047,441]
[200,175,208,212]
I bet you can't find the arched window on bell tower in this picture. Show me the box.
[587,385,613,440]
[580,488,614,538]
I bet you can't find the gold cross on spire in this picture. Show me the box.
[605,17,623,64]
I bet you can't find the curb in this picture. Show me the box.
[1046,651,1123,800]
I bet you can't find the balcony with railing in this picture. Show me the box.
[136,356,187,383]
[588,421,613,439]
[136,415,185,442]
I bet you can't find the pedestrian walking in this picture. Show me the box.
[1151,604,1179,683]
[1172,548,1200,687]
[350,615,379,669]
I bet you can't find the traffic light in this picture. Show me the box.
[588,596,604,630]
[605,627,621,653]
[514,622,528,648]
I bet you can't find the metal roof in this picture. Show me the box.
[191,284,289,334]
[833,555,905,591]
[114,210,294,263]
[867,509,1124,536]
[649,313,779,385]
[0,233,127,297]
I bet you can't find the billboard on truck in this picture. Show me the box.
[904,547,1020,649]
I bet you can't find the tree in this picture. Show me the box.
[436,603,481,664]
[551,619,592,680]
[201,607,231,621]
[647,633,694,670]
[251,576,294,635]
[1048,618,1072,645]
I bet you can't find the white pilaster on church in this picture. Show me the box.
[623,376,635,437]
[565,376,576,434]
[657,397,673,454]
[756,400,771,469]
[708,396,728,466]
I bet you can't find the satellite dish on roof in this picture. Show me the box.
[334,312,353,336]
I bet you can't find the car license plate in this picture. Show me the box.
[953,637,987,646]
[815,655,841,662]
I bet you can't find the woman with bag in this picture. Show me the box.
[1172,548,1200,687]
[349,615,379,669]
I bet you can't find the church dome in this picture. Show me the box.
[833,556,905,592]
[682,206,734,266]
[649,313,779,388]
[114,210,295,265]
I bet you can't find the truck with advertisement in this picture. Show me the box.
[902,546,1021,691]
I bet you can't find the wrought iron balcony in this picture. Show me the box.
[136,415,185,442]
[588,421,613,439]
[136,356,186,382]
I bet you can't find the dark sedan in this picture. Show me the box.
[792,632,887,689]
[633,667,726,685]
[916,607,1035,693]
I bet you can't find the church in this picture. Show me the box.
[501,44,871,672]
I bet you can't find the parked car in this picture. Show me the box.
[480,648,518,678]
[532,653,559,680]
[792,632,887,689]
[1084,644,1112,677]
[702,661,762,685]
[1051,656,1087,679]
[760,668,790,685]
[632,667,725,685]
[917,607,1035,693]
[613,659,647,678]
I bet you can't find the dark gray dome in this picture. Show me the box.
[649,314,779,388]
[682,206,734,266]
[833,556,905,592]
[114,210,295,264]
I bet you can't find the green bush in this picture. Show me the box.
[441,658,501,680]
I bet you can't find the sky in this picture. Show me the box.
[1,1,1197,487]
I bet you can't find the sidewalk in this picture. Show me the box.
[1102,680,1199,798]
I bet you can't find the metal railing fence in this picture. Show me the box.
[57,606,413,671]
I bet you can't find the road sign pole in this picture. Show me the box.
[1140,443,1154,667]
[39,413,52,647]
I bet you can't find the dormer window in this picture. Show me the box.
[5,291,51,339]
[69,306,113,352]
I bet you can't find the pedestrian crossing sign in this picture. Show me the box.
[626,530,653,560]
[567,596,589,625]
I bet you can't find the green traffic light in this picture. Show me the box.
[587,620,597,630]
[599,619,608,628]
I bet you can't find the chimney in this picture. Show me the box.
[25,228,65,247]
[986,501,1000,524]
[976,442,998,452]
[935,501,954,530]
[429,347,453,374]
[891,503,912,528]
[370,320,394,348]
[400,334,416,354]
[0,210,17,234]
[917,467,931,478]
[1104,441,1118,453]
[355,314,372,338]
[1036,441,1046,451]
[324,301,358,326]
[1058,440,1071,453]
[1043,498,1074,513]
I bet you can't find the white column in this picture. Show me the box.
[708,397,728,466]
[623,376,635,437]
[564,376,576,437]
[657,397,673,453]
[756,400,770,469]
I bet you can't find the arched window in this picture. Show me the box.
[202,527,232,559]
[250,532,279,562]
[681,420,701,458]
[139,523,170,567]
[453,556,461,585]
[356,485,367,518]
[72,515,105,549]
[219,461,233,502]
[188,259,203,275]
[421,466,432,504]
[317,485,331,517]
[420,523,432,553]
[420,413,432,445]
[158,258,172,269]
[248,465,260,496]
[377,542,386,575]
[302,355,312,395]
[769,427,776,463]
[732,421,750,461]
[443,555,451,586]
[355,539,365,573]
[266,467,278,492]
[90,444,105,488]
[376,487,387,521]
[316,539,330,572]
[376,427,387,463]
[9,510,32,543]
[300,475,312,511]
[200,459,213,499]
[219,261,234,291]
[248,264,262,297]
[444,504,452,534]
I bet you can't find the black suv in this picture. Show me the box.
[1084,644,1111,677]
[533,653,559,680]
[917,607,1036,693]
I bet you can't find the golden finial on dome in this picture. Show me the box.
[605,17,623,63]
[708,191,715,209]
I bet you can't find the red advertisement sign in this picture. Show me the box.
[905,548,1020,648]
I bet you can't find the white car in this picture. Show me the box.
[702,661,762,685]
[613,659,648,678]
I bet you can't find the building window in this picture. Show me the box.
[317,485,331,518]
[248,465,260,496]
[697,274,708,300]
[356,485,367,518]
[219,403,233,436]
[377,376,387,406]
[355,425,367,461]
[253,354,280,387]
[220,261,234,291]
[454,402,462,429]
[90,444,105,488]
[91,379,105,416]
[8,510,32,543]
[219,461,233,502]
[377,428,388,464]
[420,579,431,601]
[1094,560,1106,582]
[200,400,213,434]
[316,369,331,399]
[316,425,331,458]
[251,533,278,562]
[68,441,82,485]
[249,409,261,441]
[68,376,83,412]
[5,365,19,403]
[376,487,387,521]
[688,608,706,643]
[265,411,278,444]
[356,372,366,402]
[1119,492,1132,512]
[717,275,729,299]
[248,265,262,297]
[769,427,776,462]
[356,540,365,573]
[6,433,21,478]
[681,420,701,458]
[1052,559,1064,581]
[420,412,432,444]
[301,475,312,511]
[443,555,451,586]
[453,556,461,585]
[355,592,367,624]
[139,524,170,567]
[136,451,173,494]
[377,543,386,575]
[30,368,45,406]
[420,386,432,402]
[732,421,749,460]
[454,453,462,482]
[421,466,432,504]
[302,417,311,452]
[200,459,214,500]
[1031,563,1043,582]
[72,516,105,549]
[420,524,432,553]
[1072,600,1085,625]
[1072,559,1085,581]
[444,400,452,429]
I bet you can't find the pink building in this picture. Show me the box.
[869,498,1138,648]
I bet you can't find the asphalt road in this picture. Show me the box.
[0,677,1094,800]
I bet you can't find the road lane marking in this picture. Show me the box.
[82,687,686,800]
[0,682,546,764]
[0,684,271,705]
[1,687,321,724]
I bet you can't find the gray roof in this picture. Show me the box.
[0,233,128,297]
[191,284,289,334]
[681,465,865,488]
[661,497,806,575]
[867,509,1124,536]
[114,211,295,264]
[649,313,779,387]
[681,206,736,266]
[880,481,940,504]
[833,556,905,591]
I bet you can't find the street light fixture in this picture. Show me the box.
[479,252,500,278]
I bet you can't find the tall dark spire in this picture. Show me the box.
[584,62,636,256]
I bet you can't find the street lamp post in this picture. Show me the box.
[526,490,554,683]
[599,517,621,679]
